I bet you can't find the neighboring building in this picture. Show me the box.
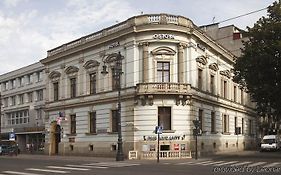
[200,23,246,57]
[0,62,45,153]
[41,14,257,159]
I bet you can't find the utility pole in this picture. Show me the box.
[101,52,124,161]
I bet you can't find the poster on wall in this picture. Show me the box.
[150,145,156,151]
[181,144,186,150]
[174,144,179,150]
[142,144,150,152]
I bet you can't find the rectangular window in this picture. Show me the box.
[89,112,96,133]
[36,89,43,101]
[211,111,216,133]
[198,109,203,131]
[242,118,244,134]
[157,62,170,82]
[18,77,23,87]
[70,114,76,134]
[234,86,237,102]
[249,119,252,135]
[198,69,203,90]
[70,78,76,98]
[223,114,229,133]
[4,98,8,107]
[210,74,215,94]
[158,107,171,130]
[36,109,43,120]
[36,71,42,82]
[111,110,118,132]
[11,96,16,106]
[28,92,33,102]
[11,79,16,89]
[223,80,227,98]
[241,89,244,104]
[19,94,24,104]
[4,81,9,90]
[53,82,59,101]
[111,68,118,91]
[26,74,32,84]
[90,73,97,94]
[234,116,237,132]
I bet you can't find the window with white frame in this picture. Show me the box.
[198,109,204,131]
[70,78,76,98]
[198,69,203,90]
[19,94,24,104]
[90,73,97,94]
[210,74,215,94]
[157,62,170,82]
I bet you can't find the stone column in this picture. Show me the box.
[178,43,186,83]
[142,42,149,83]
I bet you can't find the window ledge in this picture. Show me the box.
[162,130,175,133]
[66,133,77,136]
[107,132,118,134]
[222,132,230,135]
[85,132,97,135]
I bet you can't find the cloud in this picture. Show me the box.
[3,0,29,7]
[0,0,136,74]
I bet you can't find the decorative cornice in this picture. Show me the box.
[49,71,61,79]
[103,53,124,63]
[151,46,176,55]
[209,63,219,71]
[196,56,208,65]
[220,70,231,78]
[83,60,100,69]
[65,66,79,74]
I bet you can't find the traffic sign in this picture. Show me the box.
[155,126,163,134]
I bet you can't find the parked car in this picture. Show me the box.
[260,135,280,152]
[0,140,20,155]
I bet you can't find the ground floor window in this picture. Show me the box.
[158,107,171,130]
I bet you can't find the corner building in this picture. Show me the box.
[41,14,257,159]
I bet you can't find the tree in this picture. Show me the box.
[233,1,281,119]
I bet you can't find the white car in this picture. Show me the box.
[260,135,280,151]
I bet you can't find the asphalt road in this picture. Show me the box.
[0,151,281,175]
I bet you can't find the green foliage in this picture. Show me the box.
[233,1,281,116]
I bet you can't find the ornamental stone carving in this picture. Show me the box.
[196,56,208,65]
[151,46,176,55]
[65,66,79,74]
[83,60,100,69]
[220,70,231,78]
[49,71,61,81]
[209,63,219,71]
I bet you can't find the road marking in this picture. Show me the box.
[231,161,252,166]
[214,161,239,166]
[177,162,197,165]
[263,162,281,167]
[194,161,214,165]
[84,162,139,167]
[201,161,225,165]
[26,168,69,174]
[3,171,43,175]
[247,162,266,167]
[65,164,108,169]
[46,166,89,171]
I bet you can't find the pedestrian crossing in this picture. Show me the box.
[176,160,281,168]
[0,161,140,175]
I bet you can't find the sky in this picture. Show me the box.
[0,0,276,74]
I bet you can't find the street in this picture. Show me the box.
[0,151,281,175]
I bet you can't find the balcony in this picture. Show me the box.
[136,83,192,106]
[136,83,191,95]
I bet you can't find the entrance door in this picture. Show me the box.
[55,125,61,154]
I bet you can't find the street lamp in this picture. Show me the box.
[101,52,124,161]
